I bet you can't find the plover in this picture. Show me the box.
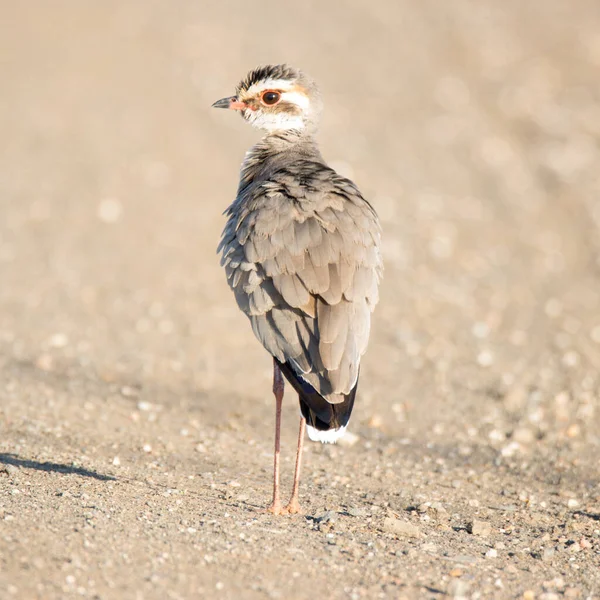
[214,65,382,515]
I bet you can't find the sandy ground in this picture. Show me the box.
[1,1,600,598]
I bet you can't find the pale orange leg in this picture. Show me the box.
[283,415,306,514]
[266,359,284,515]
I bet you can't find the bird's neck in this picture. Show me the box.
[238,131,323,192]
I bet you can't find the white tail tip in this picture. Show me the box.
[306,424,347,444]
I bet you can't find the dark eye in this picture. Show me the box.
[261,91,281,106]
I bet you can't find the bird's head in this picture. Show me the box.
[212,65,321,133]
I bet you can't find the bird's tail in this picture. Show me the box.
[276,359,358,444]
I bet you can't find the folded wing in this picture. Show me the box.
[218,163,382,404]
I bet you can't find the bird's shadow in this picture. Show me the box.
[0,453,116,481]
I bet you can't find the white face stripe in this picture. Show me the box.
[240,79,312,131]
[242,81,310,110]
[280,90,310,110]
[244,78,296,97]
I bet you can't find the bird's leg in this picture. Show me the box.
[283,415,306,515]
[266,359,284,515]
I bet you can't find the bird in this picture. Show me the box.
[213,65,382,515]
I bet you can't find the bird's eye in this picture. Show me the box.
[261,91,281,106]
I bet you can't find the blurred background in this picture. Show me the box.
[2,1,599,433]
[2,2,600,598]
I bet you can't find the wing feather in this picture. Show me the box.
[219,162,383,402]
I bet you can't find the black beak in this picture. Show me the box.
[212,96,238,109]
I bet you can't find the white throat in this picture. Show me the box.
[245,109,305,132]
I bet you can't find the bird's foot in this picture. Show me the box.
[265,499,302,516]
[265,500,284,516]
[283,497,302,515]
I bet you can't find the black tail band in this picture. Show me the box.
[275,359,358,432]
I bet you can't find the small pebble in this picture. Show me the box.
[565,424,580,438]
[448,578,470,598]
[381,517,421,539]
[477,350,494,367]
[513,427,535,444]
[49,333,68,348]
[338,431,360,447]
[468,519,491,537]
[3,464,19,476]
[315,511,337,524]
[550,578,565,591]
[367,414,383,429]
[97,198,122,223]
[542,547,555,561]
[562,350,579,367]
[347,507,366,517]
[485,548,498,558]
[501,441,521,457]
[579,538,592,549]
[120,386,138,398]
[488,429,505,442]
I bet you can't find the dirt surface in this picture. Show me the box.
[1,2,600,598]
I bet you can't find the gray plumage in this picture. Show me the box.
[215,65,382,434]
